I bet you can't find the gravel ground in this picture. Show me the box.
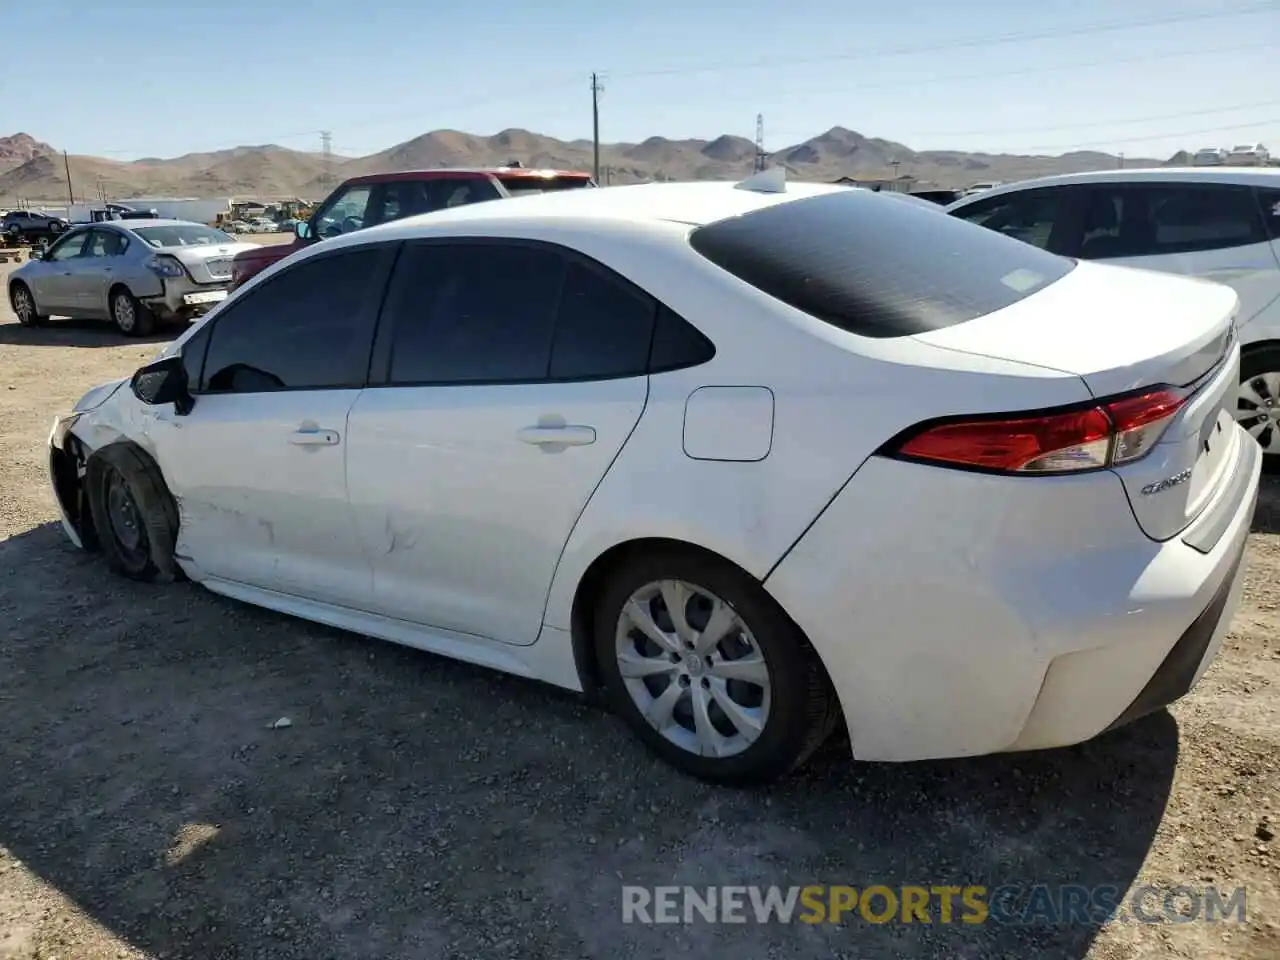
[1,247,1278,959]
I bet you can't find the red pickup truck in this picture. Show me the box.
[230,166,596,289]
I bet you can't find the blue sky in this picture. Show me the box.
[5,0,1278,161]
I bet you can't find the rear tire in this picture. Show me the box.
[109,286,155,337]
[593,547,840,785]
[85,444,180,583]
[9,281,48,327]
[1237,343,1280,472]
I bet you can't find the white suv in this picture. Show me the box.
[947,168,1280,463]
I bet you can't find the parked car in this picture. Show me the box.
[1192,147,1227,166]
[47,174,1259,783]
[946,168,1280,464]
[7,219,257,335]
[229,165,596,288]
[1225,144,1270,167]
[3,209,71,242]
[910,189,961,205]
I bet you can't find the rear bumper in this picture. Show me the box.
[764,424,1261,762]
[143,276,228,318]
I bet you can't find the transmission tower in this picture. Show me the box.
[319,130,333,190]
[754,114,767,172]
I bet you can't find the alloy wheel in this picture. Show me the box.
[614,578,772,759]
[113,292,136,333]
[12,286,34,324]
[1237,372,1280,454]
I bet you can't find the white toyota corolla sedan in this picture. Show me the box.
[47,171,1261,784]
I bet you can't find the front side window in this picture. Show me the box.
[199,247,384,394]
[691,189,1075,338]
[313,184,373,239]
[47,230,89,261]
[952,189,1066,251]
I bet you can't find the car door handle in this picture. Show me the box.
[517,425,596,447]
[289,427,340,446]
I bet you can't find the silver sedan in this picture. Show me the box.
[6,220,260,336]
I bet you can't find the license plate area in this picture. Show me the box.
[183,289,227,306]
[204,258,232,279]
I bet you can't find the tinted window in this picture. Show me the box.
[952,189,1066,250]
[690,189,1074,338]
[384,243,563,385]
[430,178,502,210]
[649,306,715,372]
[549,262,655,380]
[199,248,382,394]
[1078,185,1267,259]
[1256,188,1280,242]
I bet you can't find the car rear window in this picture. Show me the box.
[133,225,235,247]
[688,188,1075,338]
[499,175,594,198]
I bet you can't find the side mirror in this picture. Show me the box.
[131,355,193,414]
[295,220,311,241]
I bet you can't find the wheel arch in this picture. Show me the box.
[566,536,837,708]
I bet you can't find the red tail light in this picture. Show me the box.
[890,387,1190,474]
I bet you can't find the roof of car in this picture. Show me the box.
[340,166,593,186]
[947,166,1280,206]
[90,218,214,230]
[346,179,849,244]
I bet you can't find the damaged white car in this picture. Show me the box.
[48,175,1260,785]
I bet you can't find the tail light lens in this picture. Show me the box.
[143,254,186,279]
[891,387,1190,474]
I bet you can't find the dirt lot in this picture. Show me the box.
[1,245,1278,959]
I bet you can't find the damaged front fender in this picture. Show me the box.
[47,379,166,552]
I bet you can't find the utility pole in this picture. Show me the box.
[1117,152,1125,169]
[319,130,333,190]
[754,113,766,172]
[62,150,74,206]
[591,73,603,184]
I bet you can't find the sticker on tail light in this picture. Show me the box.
[886,386,1192,475]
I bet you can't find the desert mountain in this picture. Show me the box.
[0,126,1166,202]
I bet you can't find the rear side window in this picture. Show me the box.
[498,176,594,198]
[689,189,1075,339]
[379,241,715,385]
[383,243,564,385]
[1078,185,1268,259]
[1257,188,1280,242]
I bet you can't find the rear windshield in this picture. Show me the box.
[132,225,235,248]
[499,175,594,198]
[688,188,1075,338]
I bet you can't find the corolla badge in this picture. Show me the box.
[1140,469,1193,497]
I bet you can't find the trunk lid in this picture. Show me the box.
[914,261,1241,541]
[163,242,259,284]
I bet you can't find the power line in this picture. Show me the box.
[611,2,1279,79]
[1020,117,1280,153]
[772,98,1280,144]
[754,40,1276,104]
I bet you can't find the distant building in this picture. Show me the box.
[830,175,916,193]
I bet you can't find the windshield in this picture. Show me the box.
[689,188,1074,339]
[132,225,237,247]
[498,175,594,198]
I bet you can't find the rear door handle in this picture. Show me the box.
[517,425,596,447]
[289,427,340,446]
